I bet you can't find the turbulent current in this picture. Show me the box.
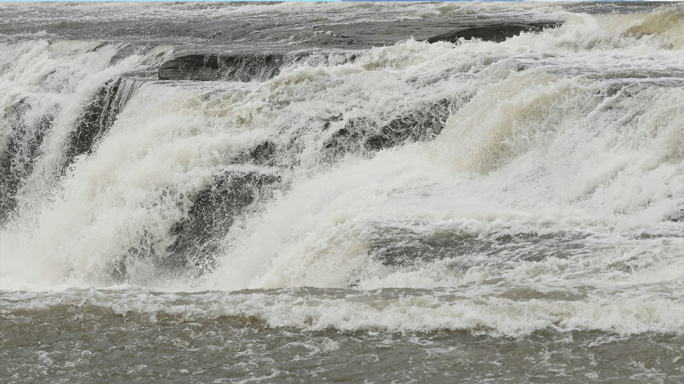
[1,2,684,383]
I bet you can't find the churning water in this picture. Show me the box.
[1,2,684,383]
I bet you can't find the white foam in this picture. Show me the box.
[3,8,684,336]
[2,286,682,336]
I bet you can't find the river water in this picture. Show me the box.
[1,2,683,383]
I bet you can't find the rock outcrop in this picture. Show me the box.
[158,53,287,82]
[425,22,562,44]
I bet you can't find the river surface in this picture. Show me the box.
[1,2,684,383]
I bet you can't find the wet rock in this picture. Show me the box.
[322,98,454,160]
[158,52,359,82]
[63,77,140,169]
[365,98,452,151]
[248,141,278,166]
[0,99,53,224]
[162,170,281,274]
[158,53,286,82]
[425,22,562,44]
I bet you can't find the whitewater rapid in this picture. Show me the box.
[1,2,683,340]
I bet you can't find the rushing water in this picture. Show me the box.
[2,2,684,383]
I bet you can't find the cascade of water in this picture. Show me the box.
[1,5,683,304]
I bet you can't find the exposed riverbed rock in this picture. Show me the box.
[158,53,287,81]
[158,52,359,82]
[425,22,562,44]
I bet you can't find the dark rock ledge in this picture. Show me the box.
[158,53,288,82]
[424,22,563,44]
[158,22,562,82]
